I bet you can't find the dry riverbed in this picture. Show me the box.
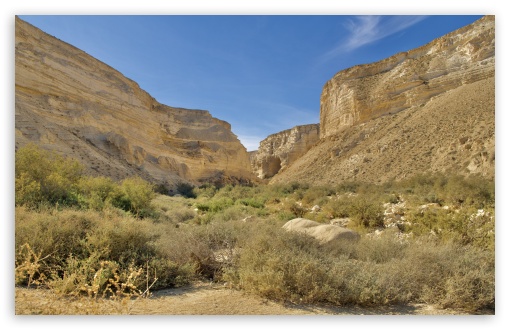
[15,282,484,315]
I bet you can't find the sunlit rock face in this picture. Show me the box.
[269,16,494,185]
[250,124,319,179]
[320,15,495,139]
[15,17,255,187]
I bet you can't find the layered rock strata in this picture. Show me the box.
[271,76,495,185]
[320,15,495,138]
[271,16,495,185]
[250,124,319,179]
[15,17,255,187]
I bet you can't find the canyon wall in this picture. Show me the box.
[271,16,495,185]
[250,124,319,179]
[15,17,255,187]
[320,15,495,138]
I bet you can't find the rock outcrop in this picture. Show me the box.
[15,17,255,187]
[250,124,319,179]
[271,16,495,185]
[320,15,495,138]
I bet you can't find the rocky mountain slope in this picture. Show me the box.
[15,17,255,188]
[250,124,319,179]
[320,15,494,139]
[271,15,494,185]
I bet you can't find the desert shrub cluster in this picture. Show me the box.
[16,144,155,216]
[15,145,495,313]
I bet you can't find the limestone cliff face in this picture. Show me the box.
[271,76,495,185]
[15,17,254,187]
[271,16,495,185]
[320,15,495,138]
[251,124,319,179]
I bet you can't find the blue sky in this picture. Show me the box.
[18,15,483,151]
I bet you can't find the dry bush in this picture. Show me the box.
[15,172,495,313]
[15,206,195,296]
[300,185,334,206]
[155,220,252,281]
[222,222,494,311]
[15,243,50,287]
[352,231,408,263]
[151,194,198,224]
[404,239,495,311]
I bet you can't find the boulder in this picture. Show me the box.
[282,218,360,244]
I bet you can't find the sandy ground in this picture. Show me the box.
[14,282,478,315]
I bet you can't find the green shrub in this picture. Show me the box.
[349,196,384,228]
[209,204,258,222]
[441,174,494,208]
[323,195,351,218]
[406,239,495,312]
[77,176,121,210]
[195,197,234,213]
[301,186,333,206]
[114,177,155,216]
[405,206,494,250]
[160,207,197,224]
[283,200,306,218]
[236,197,265,209]
[156,220,252,281]
[15,144,83,206]
[194,183,218,198]
[15,172,495,312]
[335,181,361,194]
[352,231,407,263]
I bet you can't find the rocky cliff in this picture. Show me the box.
[250,124,319,179]
[320,15,495,138]
[271,16,495,185]
[15,17,255,187]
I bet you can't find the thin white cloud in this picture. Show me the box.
[322,15,428,61]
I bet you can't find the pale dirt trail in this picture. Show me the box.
[15,282,475,315]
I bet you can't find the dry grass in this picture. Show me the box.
[15,173,495,314]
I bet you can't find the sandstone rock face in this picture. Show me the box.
[250,124,319,179]
[320,15,495,139]
[282,218,360,244]
[272,75,495,185]
[15,17,255,187]
[271,16,495,185]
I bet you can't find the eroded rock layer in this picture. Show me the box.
[320,15,495,139]
[15,17,255,187]
[250,124,319,179]
[271,77,495,185]
[271,16,495,185]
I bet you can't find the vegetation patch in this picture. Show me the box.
[15,145,495,313]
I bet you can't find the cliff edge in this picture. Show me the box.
[271,16,495,185]
[15,17,255,187]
